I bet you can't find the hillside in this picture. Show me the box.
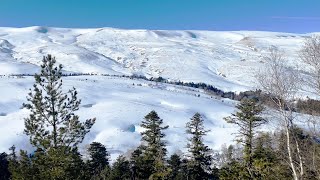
[0,27,314,158]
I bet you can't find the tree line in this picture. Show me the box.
[3,71,320,116]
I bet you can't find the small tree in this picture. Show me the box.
[186,113,213,180]
[224,99,266,177]
[87,142,110,178]
[252,133,278,179]
[167,153,182,180]
[23,54,96,150]
[109,155,131,180]
[130,145,151,179]
[0,152,10,180]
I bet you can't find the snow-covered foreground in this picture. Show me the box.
[0,75,238,159]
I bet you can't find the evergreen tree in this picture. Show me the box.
[9,150,35,180]
[149,154,171,180]
[251,133,277,179]
[186,113,214,180]
[109,155,131,180]
[176,158,190,180]
[0,152,10,180]
[167,154,182,180]
[23,54,96,150]
[141,111,169,161]
[7,146,18,180]
[130,145,151,179]
[31,147,85,180]
[219,160,247,180]
[10,55,95,179]
[224,99,266,178]
[140,110,169,177]
[87,142,110,179]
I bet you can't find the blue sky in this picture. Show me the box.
[1,0,320,32]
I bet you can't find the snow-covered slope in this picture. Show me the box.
[0,27,313,158]
[0,75,238,159]
[0,26,313,91]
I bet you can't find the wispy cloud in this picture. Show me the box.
[271,16,320,20]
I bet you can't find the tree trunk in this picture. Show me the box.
[294,135,304,178]
[286,123,299,180]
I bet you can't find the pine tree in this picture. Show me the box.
[176,158,190,180]
[10,145,86,180]
[7,146,18,180]
[0,152,10,180]
[186,113,214,180]
[252,133,278,179]
[141,111,169,160]
[149,155,171,180]
[224,99,266,178]
[23,54,96,150]
[9,150,35,180]
[219,160,247,180]
[87,142,110,179]
[109,155,131,180]
[10,55,95,179]
[130,145,151,179]
[167,154,182,180]
[140,110,169,177]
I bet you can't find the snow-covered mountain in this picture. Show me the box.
[0,27,314,158]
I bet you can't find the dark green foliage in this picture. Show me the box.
[251,133,277,179]
[167,154,182,180]
[224,99,266,178]
[186,113,214,180]
[9,147,86,180]
[219,160,248,180]
[0,152,10,180]
[129,111,169,179]
[176,158,190,180]
[141,110,169,161]
[109,155,131,180]
[87,142,110,179]
[23,54,96,150]
[38,147,85,180]
[130,145,152,179]
[9,150,35,180]
[149,158,171,180]
[139,110,169,178]
[9,55,95,180]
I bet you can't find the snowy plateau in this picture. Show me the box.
[0,26,315,159]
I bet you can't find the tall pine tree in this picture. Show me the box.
[23,54,96,150]
[87,142,110,179]
[140,110,169,178]
[109,155,131,180]
[186,113,214,180]
[224,98,266,179]
[10,55,95,180]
